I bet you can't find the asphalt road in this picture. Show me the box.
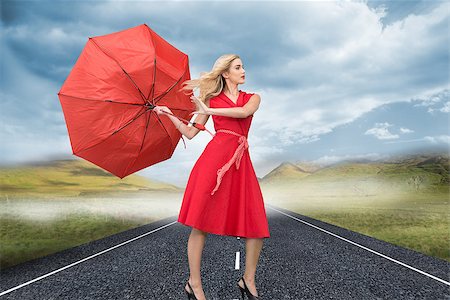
[1,204,449,299]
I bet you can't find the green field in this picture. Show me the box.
[0,193,182,270]
[1,213,153,270]
[0,155,448,269]
[0,159,181,198]
[262,158,449,262]
[265,191,448,262]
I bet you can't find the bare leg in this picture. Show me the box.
[238,238,263,297]
[185,228,208,300]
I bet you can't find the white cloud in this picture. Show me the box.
[383,135,450,145]
[1,0,448,185]
[423,135,450,144]
[0,44,71,163]
[365,122,399,140]
[413,89,450,114]
[439,101,450,113]
[247,1,448,147]
[3,23,87,57]
[312,152,389,166]
[383,138,427,144]
[399,127,414,134]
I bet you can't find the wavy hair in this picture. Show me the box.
[179,54,240,104]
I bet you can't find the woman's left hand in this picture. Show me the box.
[189,95,210,116]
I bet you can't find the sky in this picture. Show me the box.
[1,0,449,187]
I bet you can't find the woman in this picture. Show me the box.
[154,54,270,300]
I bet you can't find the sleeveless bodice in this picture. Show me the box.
[209,90,255,138]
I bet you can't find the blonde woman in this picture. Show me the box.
[155,54,270,300]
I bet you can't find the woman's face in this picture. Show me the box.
[223,59,246,85]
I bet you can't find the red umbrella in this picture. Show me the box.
[58,24,207,178]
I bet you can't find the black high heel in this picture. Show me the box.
[185,280,198,300]
[237,276,260,299]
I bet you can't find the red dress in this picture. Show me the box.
[177,89,270,238]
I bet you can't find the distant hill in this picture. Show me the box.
[260,153,449,190]
[294,161,325,173]
[0,159,183,198]
[2,153,448,199]
[261,162,312,183]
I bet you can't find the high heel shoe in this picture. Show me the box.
[237,276,260,299]
[184,280,198,300]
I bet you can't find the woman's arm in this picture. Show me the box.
[159,105,210,140]
[207,107,246,118]
[207,94,261,118]
[185,110,211,140]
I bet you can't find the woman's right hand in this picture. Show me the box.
[154,105,172,115]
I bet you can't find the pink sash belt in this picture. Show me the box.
[211,129,248,196]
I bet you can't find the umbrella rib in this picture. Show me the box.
[77,106,149,155]
[153,114,177,150]
[124,110,177,174]
[153,65,188,105]
[81,68,140,101]
[123,110,153,175]
[139,110,153,155]
[146,25,156,104]
[144,26,189,110]
[90,38,147,103]
[149,57,156,104]
[110,107,150,136]
[58,93,147,107]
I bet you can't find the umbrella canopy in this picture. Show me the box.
[58,24,195,178]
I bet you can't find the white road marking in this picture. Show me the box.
[0,221,178,296]
[3,207,448,299]
[235,251,240,270]
[268,205,450,286]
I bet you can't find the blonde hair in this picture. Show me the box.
[179,54,240,104]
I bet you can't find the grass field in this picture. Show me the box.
[1,213,151,270]
[0,192,182,270]
[262,174,449,262]
[1,185,447,270]
[0,155,448,270]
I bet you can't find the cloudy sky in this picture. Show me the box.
[1,0,448,187]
